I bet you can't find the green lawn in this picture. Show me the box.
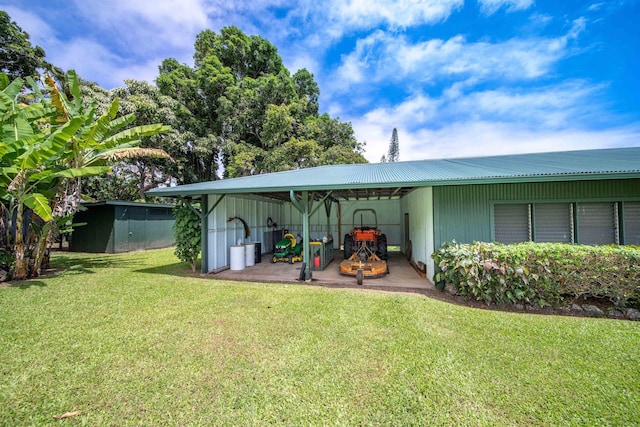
[0,249,638,426]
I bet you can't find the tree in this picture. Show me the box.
[387,128,399,162]
[156,57,225,183]
[107,80,184,198]
[0,71,170,279]
[0,11,62,80]
[292,68,319,117]
[157,26,367,181]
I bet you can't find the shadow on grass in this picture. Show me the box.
[12,280,47,290]
[52,254,138,275]
[134,260,202,278]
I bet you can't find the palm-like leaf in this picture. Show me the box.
[51,166,113,179]
[23,192,53,222]
[104,148,172,161]
[103,123,170,146]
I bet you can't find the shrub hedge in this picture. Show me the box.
[432,241,640,307]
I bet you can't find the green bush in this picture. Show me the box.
[173,200,201,272]
[432,241,640,307]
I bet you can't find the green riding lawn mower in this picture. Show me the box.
[272,232,303,264]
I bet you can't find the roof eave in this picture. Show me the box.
[146,172,640,198]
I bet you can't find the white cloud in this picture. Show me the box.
[47,38,162,88]
[478,0,535,16]
[285,52,321,76]
[347,78,633,162]
[281,0,464,49]
[71,0,210,52]
[0,6,58,50]
[355,118,640,163]
[330,0,464,29]
[408,123,640,160]
[443,80,607,128]
[335,18,585,89]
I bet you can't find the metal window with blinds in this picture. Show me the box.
[577,202,619,245]
[494,204,531,243]
[623,202,640,245]
[534,203,574,243]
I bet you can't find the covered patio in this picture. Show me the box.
[210,250,436,294]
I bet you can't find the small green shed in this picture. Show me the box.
[69,201,175,253]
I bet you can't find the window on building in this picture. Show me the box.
[494,201,639,246]
[494,204,531,244]
[577,202,619,245]
[534,203,573,243]
[623,202,640,245]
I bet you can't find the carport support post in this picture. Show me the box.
[200,195,208,274]
[324,198,332,238]
[290,190,312,280]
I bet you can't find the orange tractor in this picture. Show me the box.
[339,209,388,285]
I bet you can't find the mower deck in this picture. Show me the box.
[339,242,389,285]
[339,258,388,278]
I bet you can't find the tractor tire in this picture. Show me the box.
[272,255,277,263]
[288,254,293,264]
[356,269,364,286]
[377,234,388,260]
[343,234,354,259]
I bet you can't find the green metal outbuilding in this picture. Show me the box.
[69,201,175,253]
[146,147,640,281]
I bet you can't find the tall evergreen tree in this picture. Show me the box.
[387,128,399,162]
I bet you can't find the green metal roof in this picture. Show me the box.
[146,146,640,200]
[81,200,175,209]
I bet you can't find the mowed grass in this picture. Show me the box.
[0,249,638,426]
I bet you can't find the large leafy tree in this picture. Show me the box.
[0,11,62,80]
[80,78,201,200]
[157,58,223,183]
[158,26,366,180]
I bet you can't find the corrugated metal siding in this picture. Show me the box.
[433,179,640,249]
[70,204,174,253]
[206,195,283,271]
[399,187,435,278]
[69,205,115,253]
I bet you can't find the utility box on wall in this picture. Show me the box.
[69,201,175,253]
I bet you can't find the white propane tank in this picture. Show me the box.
[229,245,246,270]
[244,242,255,267]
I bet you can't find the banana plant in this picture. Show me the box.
[1,75,56,278]
[1,71,170,279]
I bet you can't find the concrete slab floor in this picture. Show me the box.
[208,251,438,296]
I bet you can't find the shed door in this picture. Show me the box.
[127,207,148,251]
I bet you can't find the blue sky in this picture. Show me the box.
[2,0,639,162]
